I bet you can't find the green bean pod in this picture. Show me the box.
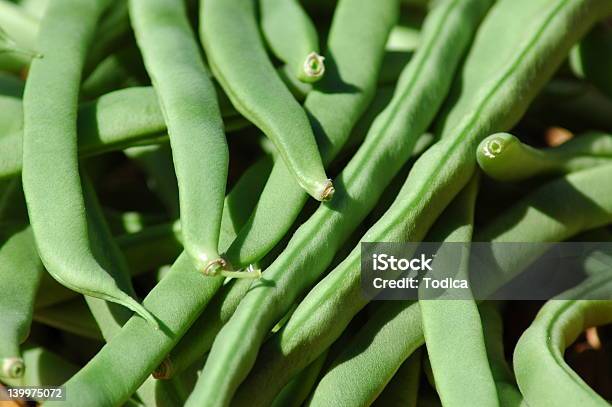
[260,0,325,83]
[250,162,612,407]
[189,1,493,404]
[1,86,243,181]
[236,0,612,400]
[51,154,275,406]
[477,132,612,182]
[224,0,399,267]
[21,0,155,325]
[418,176,500,407]
[0,0,38,72]
[480,303,525,407]
[129,0,230,275]
[0,225,42,380]
[570,22,612,99]
[200,0,331,201]
[308,176,491,407]
[0,343,79,388]
[514,274,612,407]
[188,0,490,404]
[371,349,421,407]
[34,298,103,340]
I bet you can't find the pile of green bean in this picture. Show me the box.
[0,0,611,405]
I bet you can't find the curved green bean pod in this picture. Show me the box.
[260,0,324,83]
[51,154,274,406]
[249,162,612,407]
[236,0,612,400]
[21,0,155,325]
[309,176,493,407]
[418,176,500,407]
[189,1,492,404]
[570,22,612,99]
[157,89,398,381]
[130,0,230,275]
[0,343,79,388]
[480,303,525,407]
[477,132,612,182]
[200,0,331,201]
[0,225,42,379]
[224,0,399,267]
[514,274,612,407]
[49,253,224,407]
[153,156,273,379]
[371,349,421,407]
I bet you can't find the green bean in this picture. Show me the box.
[418,176,500,407]
[237,0,612,399]
[477,132,612,182]
[0,85,246,181]
[153,156,274,379]
[372,349,421,407]
[0,225,42,379]
[0,343,79,388]
[225,0,398,266]
[48,253,224,407]
[570,22,612,99]
[260,0,324,83]
[130,0,231,275]
[189,1,492,404]
[21,0,156,325]
[480,303,525,407]
[514,273,612,407]
[52,154,275,406]
[201,0,332,202]
[259,163,612,406]
[308,176,490,406]
[271,350,328,407]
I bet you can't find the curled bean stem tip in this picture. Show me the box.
[2,357,25,379]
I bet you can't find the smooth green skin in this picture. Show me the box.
[271,350,328,407]
[514,274,612,407]
[260,0,324,83]
[236,0,612,401]
[130,0,229,273]
[0,225,42,379]
[477,132,612,182]
[371,349,421,407]
[224,0,399,267]
[21,0,156,325]
[193,1,492,405]
[201,0,330,201]
[254,162,612,407]
[51,155,274,407]
[308,176,490,407]
[570,22,612,99]
[160,86,398,380]
[418,176,500,407]
[480,304,525,407]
